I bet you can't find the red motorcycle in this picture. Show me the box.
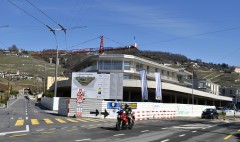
[116,110,135,131]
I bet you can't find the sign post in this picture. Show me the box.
[76,89,84,118]
[232,98,237,120]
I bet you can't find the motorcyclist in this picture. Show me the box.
[123,104,132,125]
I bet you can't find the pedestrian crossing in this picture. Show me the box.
[15,118,116,126]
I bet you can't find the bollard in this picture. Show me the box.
[222,111,226,120]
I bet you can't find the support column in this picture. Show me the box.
[128,91,131,102]
[187,95,190,104]
[175,94,177,103]
[181,96,184,103]
[213,100,215,106]
[205,100,207,105]
[196,98,198,105]
[219,101,222,107]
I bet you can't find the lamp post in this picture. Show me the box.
[192,69,194,105]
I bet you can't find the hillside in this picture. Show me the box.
[1,48,239,89]
[0,55,66,91]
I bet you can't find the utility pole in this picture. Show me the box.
[43,64,46,93]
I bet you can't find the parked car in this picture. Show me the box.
[201,108,218,119]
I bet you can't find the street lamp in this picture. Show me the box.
[192,69,194,105]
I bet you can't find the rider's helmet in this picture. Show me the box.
[124,104,129,109]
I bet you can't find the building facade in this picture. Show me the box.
[65,54,231,106]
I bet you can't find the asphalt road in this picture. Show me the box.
[0,95,240,142]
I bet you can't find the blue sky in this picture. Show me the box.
[1,0,240,66]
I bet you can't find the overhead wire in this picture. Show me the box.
[7,0,46,27]
[104,36,127,46]
[69,36,100,49]
[139,26,240,46]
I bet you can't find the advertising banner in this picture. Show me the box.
[71,72,123,100]
[155,72,162,100]
[139,70,148,101]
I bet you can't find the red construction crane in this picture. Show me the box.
[99,36,104,54]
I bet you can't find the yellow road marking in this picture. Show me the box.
[44,118,53,124]
[31,119,40,125]
[15,120,24,126]
[84,119,101,122]
[76,118,89,122]
[224,134,232,140]
[66,118,78,123]
[238,130,240,132]
[67,128,78,131]
[9,134,28,137]
[55,118,66,123]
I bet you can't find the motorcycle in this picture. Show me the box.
[115,110,135,131]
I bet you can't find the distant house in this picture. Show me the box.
[193,79,220,95]
[234,66,240,73]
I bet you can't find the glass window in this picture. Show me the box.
[155,68,158,72]
[104,61,111,70]
[124,74,130,79]
[222,89,225,95]
[198,82,205,88]
[124,61,131,70]
[98,61,104,70]
[230,90,233,94]
[147,66,150,74]
[98,60,122,70]
[136,64,143,71]
[112,61,122,70]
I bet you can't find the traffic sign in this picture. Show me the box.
[232,98,237,104]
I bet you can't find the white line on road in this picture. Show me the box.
[26,117,28,120]
[36,129,45,132]
[75,139,92,141]
[26,113,28,115]
[49,128,56,131]
[161,139,170,142]
[192,131,197,133]
[141,130,149,133]
[161,128,167,129]
[0,125,29,136]
[26,125,29,131]
[179,134,186,137]
[113,134,125,137]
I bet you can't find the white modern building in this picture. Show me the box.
[55,54,231,107]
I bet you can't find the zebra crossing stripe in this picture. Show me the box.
[55,118,66,123]
[15,120,24,126]
[76,119,89,122]
[31,119,40,125]
[66,118,78,123]
[83,119,100,122]
[44,118,54,124]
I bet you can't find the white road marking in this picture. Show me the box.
[26,117,28,120]
[36,129,45,132]
[75,139,91,142]
[161,139,170,142]
[49,128,56,131]
[192,131,197,133]
[0,125,30,136]
[179,134,186,137]
[141,130,149,133]
[26,125,29,131]
[113,134,125,137]
[26,113,28,115]
[161,128,167,129]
